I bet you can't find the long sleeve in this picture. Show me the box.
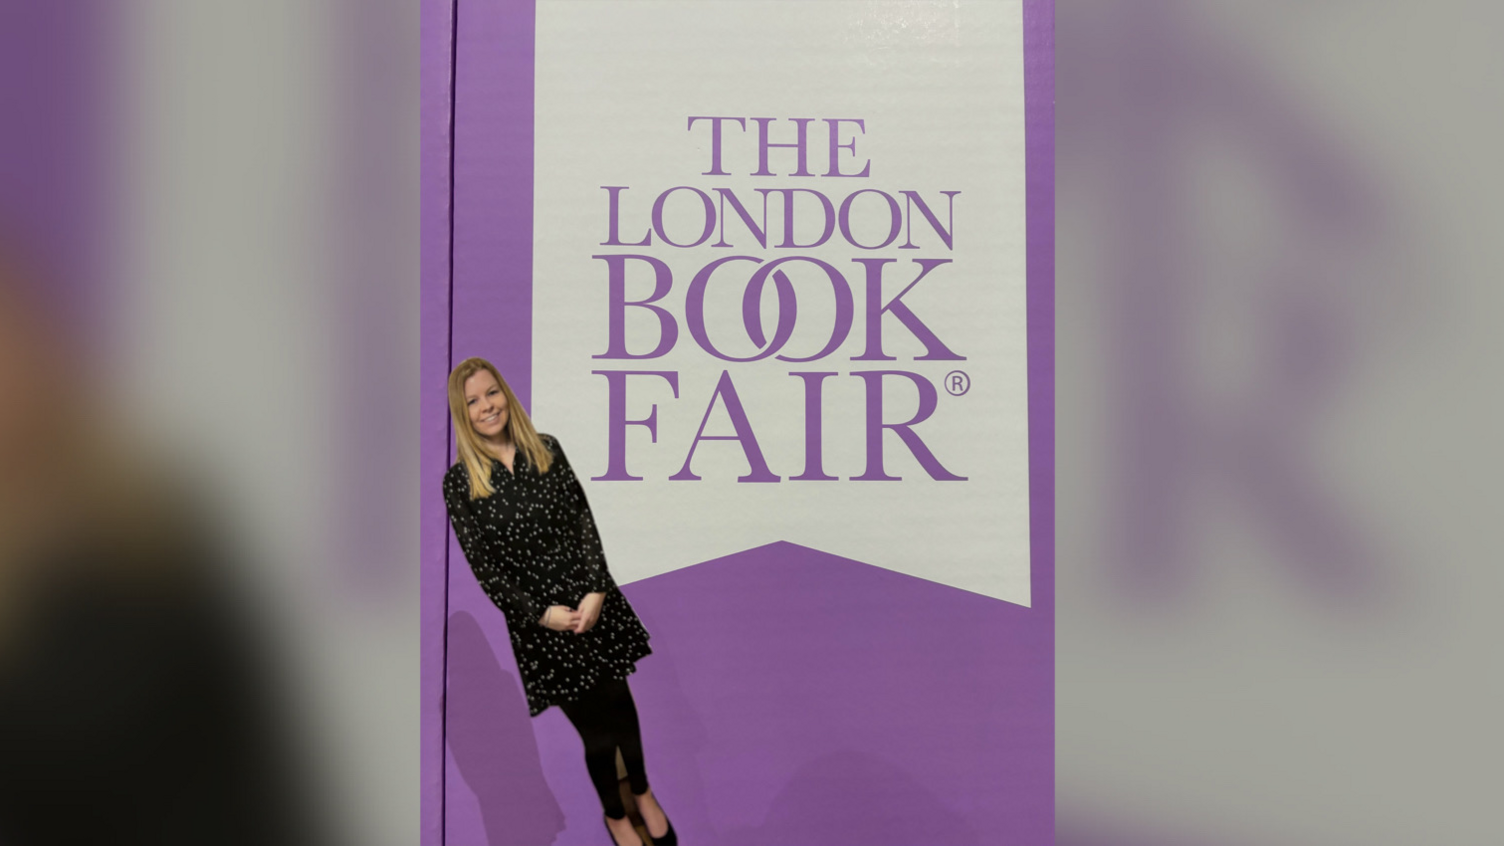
[443,470,546,625]
[547,437,618,594]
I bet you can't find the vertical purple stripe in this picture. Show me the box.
[442,0,539,843]
[1024,4,1055,604]
[449,0,536,408]
[419,0,456,842]
[1024,0,1056,839]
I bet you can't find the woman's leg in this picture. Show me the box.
[558,684,629,820]
[596,677,674,842]
[597,677,650,796]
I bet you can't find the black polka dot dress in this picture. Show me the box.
[443,433,653,717]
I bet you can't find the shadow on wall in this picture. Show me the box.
[719,750,981,846]
[446,611,565,846]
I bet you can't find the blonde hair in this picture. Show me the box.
[446,357,553,499]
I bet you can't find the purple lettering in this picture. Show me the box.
[591,370,680,481]
[837,189,903,250]
[851,258,964,361]
[789,371,839,481]
[687,116,746,176]
[651,186,716,248]
[899,190,960,250]
[671,370,779,482]
[850,370,965,481]
[592,254,678,359]
[600,186,653,246]
[752,117,816,177]
[823,118,871,177]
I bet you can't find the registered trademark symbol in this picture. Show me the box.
[944,370,970,396]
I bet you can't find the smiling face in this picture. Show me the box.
[463,369,510,441]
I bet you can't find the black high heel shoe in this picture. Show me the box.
[647,818,677,846]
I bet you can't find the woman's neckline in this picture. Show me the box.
[487,444,518,476]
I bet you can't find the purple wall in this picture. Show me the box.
[422,1,1054,842]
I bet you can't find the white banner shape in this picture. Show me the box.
[531,0,1031,606]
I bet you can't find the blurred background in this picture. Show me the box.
[0,1,1498,844]
[1058,2,1502,844]
[0,1,414,844]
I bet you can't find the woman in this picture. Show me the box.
[443,357,677,846]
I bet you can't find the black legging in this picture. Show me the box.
[557,675,650,819]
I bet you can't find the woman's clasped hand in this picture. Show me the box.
[540,592,605,634]
[573,592,604,634]
[540,606,579,631]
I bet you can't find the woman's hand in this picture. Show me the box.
[572,592,606,633]
[540,605,581,631]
